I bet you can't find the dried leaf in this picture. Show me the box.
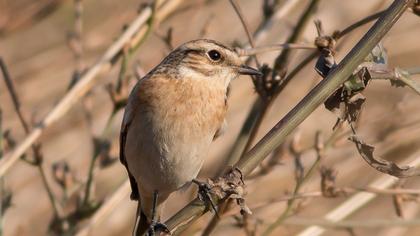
[315,48,337,78]
[344,67,371,94]
[52,160,74,190]
[349,136,420,178]
[324,67,369,128]
[320,166,344,197]
[346,93,366,123]
[209,168,251,215]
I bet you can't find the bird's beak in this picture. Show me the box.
[238,65,263,77]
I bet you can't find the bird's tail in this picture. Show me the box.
[133,201,149,236]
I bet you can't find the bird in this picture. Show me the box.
[119,39,261,235]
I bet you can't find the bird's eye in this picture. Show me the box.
[207,50,221,61]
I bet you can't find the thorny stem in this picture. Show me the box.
[165,0,412,233]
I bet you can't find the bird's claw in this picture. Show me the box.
[192,179,219,218]
[146,220,170,236]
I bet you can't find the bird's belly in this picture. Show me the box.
[125,112,215,196]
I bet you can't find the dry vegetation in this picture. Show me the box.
[1,0,420,235]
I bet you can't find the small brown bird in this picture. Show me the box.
[119,39,261,235]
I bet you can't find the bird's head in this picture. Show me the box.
[157,39,261,88]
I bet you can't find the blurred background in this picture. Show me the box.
[1,0,420,235]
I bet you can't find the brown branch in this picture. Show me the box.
[236,43,317,56]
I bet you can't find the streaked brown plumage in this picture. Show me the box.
[119,39,261,235]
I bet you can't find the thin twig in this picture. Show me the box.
[0,58,30,133]
[272,0,320,78]
[0,58,64,218]
[334,9,386,39]
[68,0,84,88]
[286,217,420,228]
[236,43,317,56]
[262,133,322,236]
[229,0,260,67]
[75,180,130,236]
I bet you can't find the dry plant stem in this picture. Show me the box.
[272,0,320,76]
[75,180,130,236]
[370,69,420,95]
[0,58,30,133]
[237,43,317,56]
[216,98,265,177]
[165,0,412,233]
[73,0,84,78]
[335,9,386,39]
[286,218,420,228]
[82,109,120,206]
[218,184,420,218]
[298,152,420,236]
[406,66,420,75]
[243,0,321,163]
[0,2,160,177]
[253,0,303,44]
[262,143,322,236]
[216,0,300,176]
[229,0,260,67]
[0,58,64,218]
[245,0,321,154]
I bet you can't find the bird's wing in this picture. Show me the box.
[120,83,140,200]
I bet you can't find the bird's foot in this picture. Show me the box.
[146,220,170,236]
[192,179,219,217]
